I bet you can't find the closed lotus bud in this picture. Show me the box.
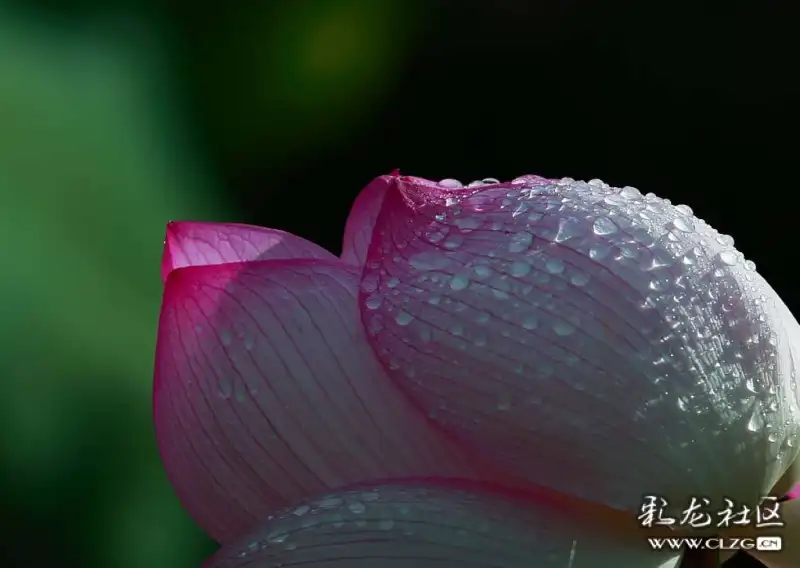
[357,174,800,513]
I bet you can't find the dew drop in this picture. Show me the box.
[473,265,492,279]
[522,315,538,330]
[746,411,760,433]
[676,204,693,216]
[395,310,414,326]
[365,294,383,310]
[553,321,575,336]
[410,251,452,271]
[621,186,641,198]
[744,260,756,271]
[439,178,463,188]
[556,218,583,242]
[267,529,289,544]
[673,217,695,232]
[718,251,738,266]
[589,243,612,260]
[443,234,464,249]
[510,261,532,278]
[450,273,470,291]
[545,258,565,274]
[717,234,734,247]
[348,502,367,514]
[570,271,590,286]
[454,216,481,231]
[508,231,534,253]
[592,217,618,236]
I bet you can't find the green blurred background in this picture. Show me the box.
[0,1,795,566]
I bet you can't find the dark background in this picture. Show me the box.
[0,1,795,566]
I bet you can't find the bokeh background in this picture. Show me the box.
[0,1,796,567]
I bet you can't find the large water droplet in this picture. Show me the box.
[593,217,618,236]
[439,178,463,188]
[556,218,583,242]
[673,217,695,232]
[718,251,738,266]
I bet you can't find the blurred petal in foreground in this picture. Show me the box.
[205,482,682,568]
[154,258,479,542]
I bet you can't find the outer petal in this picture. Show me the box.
[341,175,393,266]
[358,175,800,513]
[162,221,336,282]
[204,482,682,568]
[154,259,482,542]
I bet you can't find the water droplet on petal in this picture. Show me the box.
[348,502,367,514]
[673,217,695,232]
[570,271,590,286]
[267,529,289,544]
[522,315,538,330]
[409,251,452,271]
[553,321,575,336]
[593,217,618,236]
[718,251,738,266]
[508,231,534,253]
[450,273,470,290]
[546,258,564,274]
[439,178,463,188]
[395,310,414,326]
[676,204,693,216]
[510,261,532,278]
[589,243,612,260]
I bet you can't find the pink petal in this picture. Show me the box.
[154,258,483,543]
[162,222,336,282]
[787,483,800,500]
[204,481,681,568]
[340,175,393,266]
[358,174,800,513]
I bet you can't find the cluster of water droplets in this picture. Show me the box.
[194,321,260,403]
[231,486,505,561]
[438,177,501,189]
[359,174,800,507]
